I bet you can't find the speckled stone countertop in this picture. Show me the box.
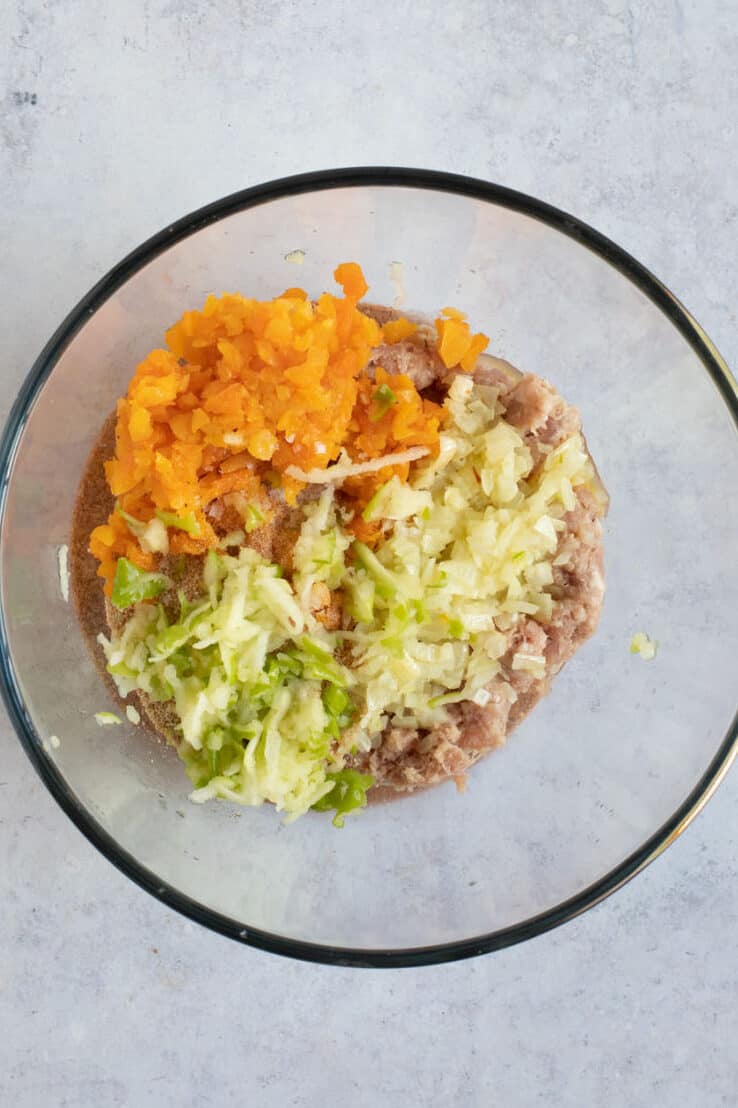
[1,3,737,1105]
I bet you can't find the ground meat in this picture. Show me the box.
[345,319,607,794]
[544,489,605,677]
[361,303,446,391]
[367,340,442,391]
[208,494,302,574]
[72,303,607,804]
[441,353,522,394]
[355,721,473,794]
[504,373,581,450]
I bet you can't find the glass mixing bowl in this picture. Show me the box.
[1,169,736,967]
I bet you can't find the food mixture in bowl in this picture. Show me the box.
[71,263,607,826]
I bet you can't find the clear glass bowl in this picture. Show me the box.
[1,169,736,967]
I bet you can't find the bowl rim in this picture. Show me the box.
[1,166,736,968]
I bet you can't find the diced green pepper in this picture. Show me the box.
[322,684,351,718]
[312,769,374,827]
[156,510,201,536]
[111,557,171,609]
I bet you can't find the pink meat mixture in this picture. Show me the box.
[344,311,606,792]
[109,309,606,795]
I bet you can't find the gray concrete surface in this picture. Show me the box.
[1,2,737,1105]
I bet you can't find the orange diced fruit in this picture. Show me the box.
[247,428,278,461]
[436,317,472,369]
[129,406,152,442]
[382,317,417,343]
[334,262,368,301]
[459,331,490,372]
[90,523,115,548]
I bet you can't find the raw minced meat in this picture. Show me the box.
[72,302,607,803]
[343,315,605,791]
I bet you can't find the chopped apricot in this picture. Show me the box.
[435,309,489,371]
[89,263,464,592]
[382,317,417,343]
[334,262,368,301]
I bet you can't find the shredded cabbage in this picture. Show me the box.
[292,490,352,617]
[101,547,358,818]
[285,445,429,485]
